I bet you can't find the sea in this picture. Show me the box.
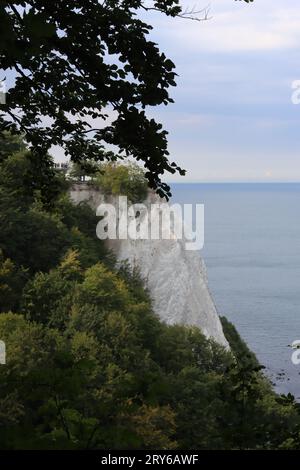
[170,183,300,397]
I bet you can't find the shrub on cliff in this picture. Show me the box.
[94,162,148,203]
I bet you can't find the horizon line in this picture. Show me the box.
[166,181,300,184]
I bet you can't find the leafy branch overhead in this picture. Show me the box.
[0,1,253,198]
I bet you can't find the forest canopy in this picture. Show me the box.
[0,132,300,450]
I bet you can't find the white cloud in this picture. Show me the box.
[151,0,300,52]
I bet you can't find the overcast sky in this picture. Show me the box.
[136,0,300,183]
[50,1,300,182]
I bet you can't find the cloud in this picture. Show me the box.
[150,0,300,52]
[49,0,300,182]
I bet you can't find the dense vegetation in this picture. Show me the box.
[94,163,149,204]
[69,161,149,204]
[0,133,300,450]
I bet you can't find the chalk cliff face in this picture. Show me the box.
[70,184,229,349]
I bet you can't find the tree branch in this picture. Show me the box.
[141,2,212,22]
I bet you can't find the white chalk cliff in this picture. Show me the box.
[70,184,229,349]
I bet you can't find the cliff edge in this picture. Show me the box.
[70,183,229,349]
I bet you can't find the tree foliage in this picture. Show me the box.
[93,162,148,203]
[0,1,253,198]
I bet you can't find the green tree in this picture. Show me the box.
[0,251,28,312]
[0,313,102,449]
[0,148,66,208]
[95,162,148,203]
[21,250,82,329]
[0,139,109,273]
[0,131,25,163]
[0,204,70,273]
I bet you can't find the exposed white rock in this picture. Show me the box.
[70,184,229,349]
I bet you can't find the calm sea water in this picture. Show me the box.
[171,183,300,397]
